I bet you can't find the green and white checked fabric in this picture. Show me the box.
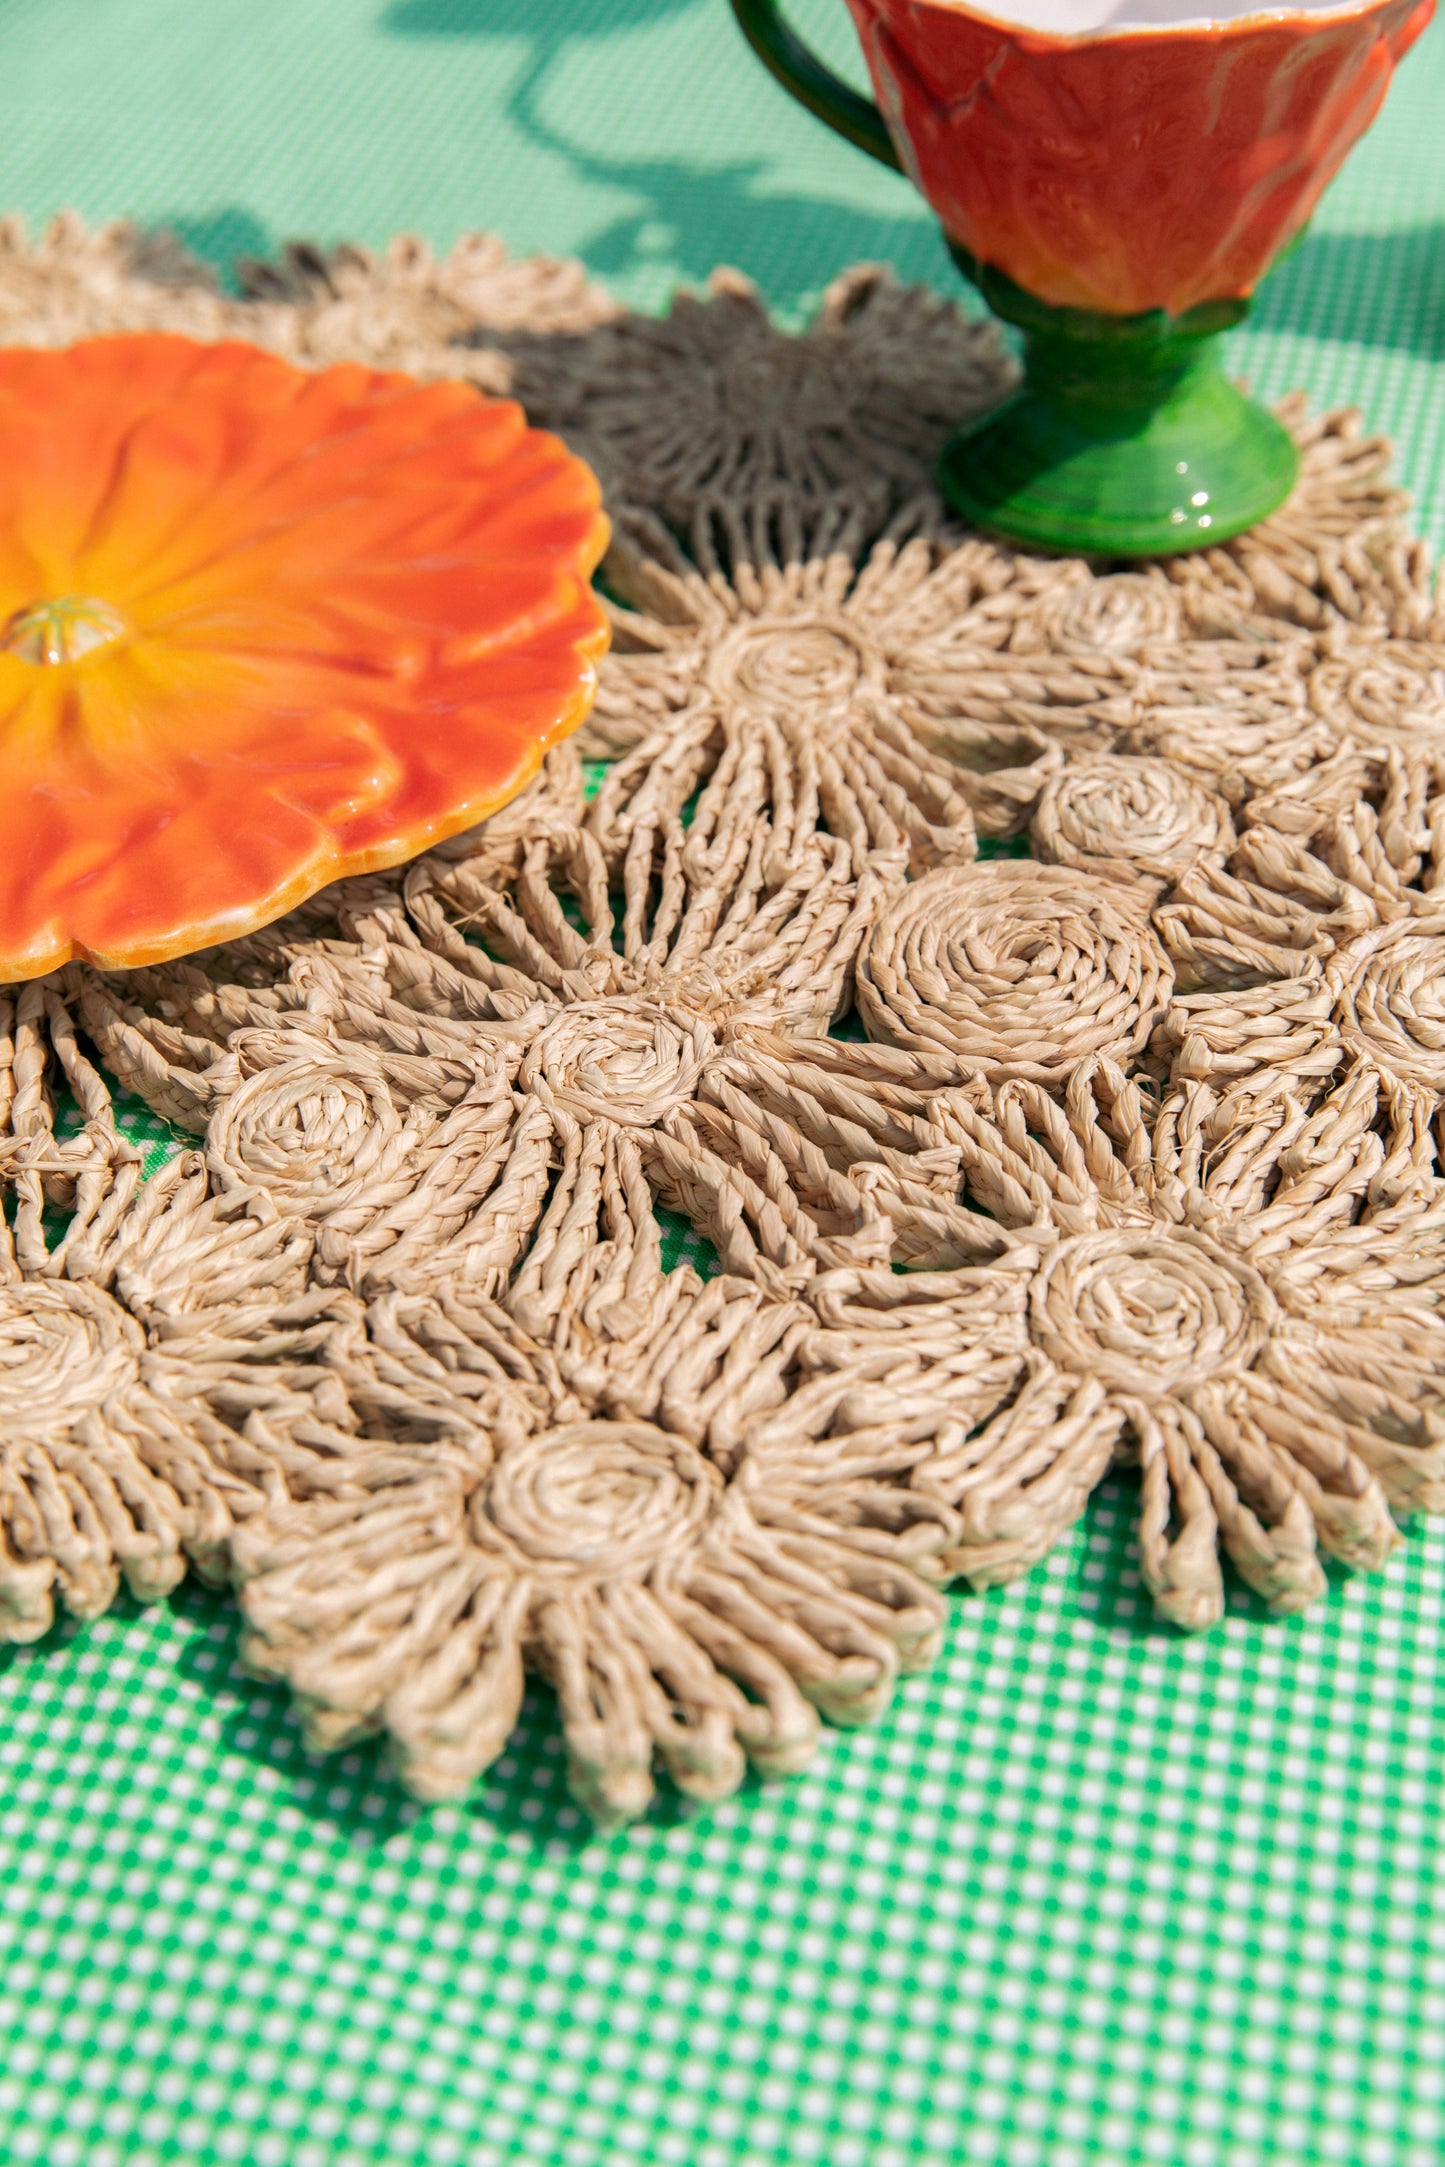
[4,1477,1443,2166]
[5,4,1445,2161]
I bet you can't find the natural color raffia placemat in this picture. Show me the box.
[6,217,1445,1826]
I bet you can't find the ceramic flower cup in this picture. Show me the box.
[732,0,1433,554]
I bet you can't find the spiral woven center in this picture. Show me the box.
[482,1419,720,1574]
[1030,574,1183,655]
[1029,1227,1275,1396]
[0,1281,142,1437]
[520,999,711,1124]
[206,1056,419,1215]
[856,862,1173,1086]
[1330,927,1445,1088]
[705,614,881,722]
[720,340,850,428]
[1316,650,1445,743]
[1033,755,1233,881]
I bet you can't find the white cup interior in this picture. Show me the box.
[959,0,1368,32]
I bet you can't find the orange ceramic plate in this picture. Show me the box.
[0,334,610,979]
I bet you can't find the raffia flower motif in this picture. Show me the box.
[857,1051,1445,1630]
[235,232,616,388]
[0,212,246,351]
[0,1147,317,1642]
[520,1001,713,1125]
[589,496,1061,840]
[411,826,880,1043]
[854,862,1174,1089]
[524,263,1014,530]
[0,214,616,399]
[232,1281,958,1826]
[0,332,609,980]
[1012,570,1186,654]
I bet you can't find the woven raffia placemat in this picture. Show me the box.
[7,216,1445,1843]
[7,26,1445,2167]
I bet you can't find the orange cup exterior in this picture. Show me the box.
[843,0,1435,316]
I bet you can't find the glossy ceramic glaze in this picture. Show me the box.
[0,335,609,979]
[842,0,1433,315]
[931,270,1303,551]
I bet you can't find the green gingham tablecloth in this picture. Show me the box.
[6,6,1445,2163]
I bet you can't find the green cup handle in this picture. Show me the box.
[728,0,902,172]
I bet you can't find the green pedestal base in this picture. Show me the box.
[938,248,1299,559]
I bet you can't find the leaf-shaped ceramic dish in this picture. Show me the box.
[0,333,610,978]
